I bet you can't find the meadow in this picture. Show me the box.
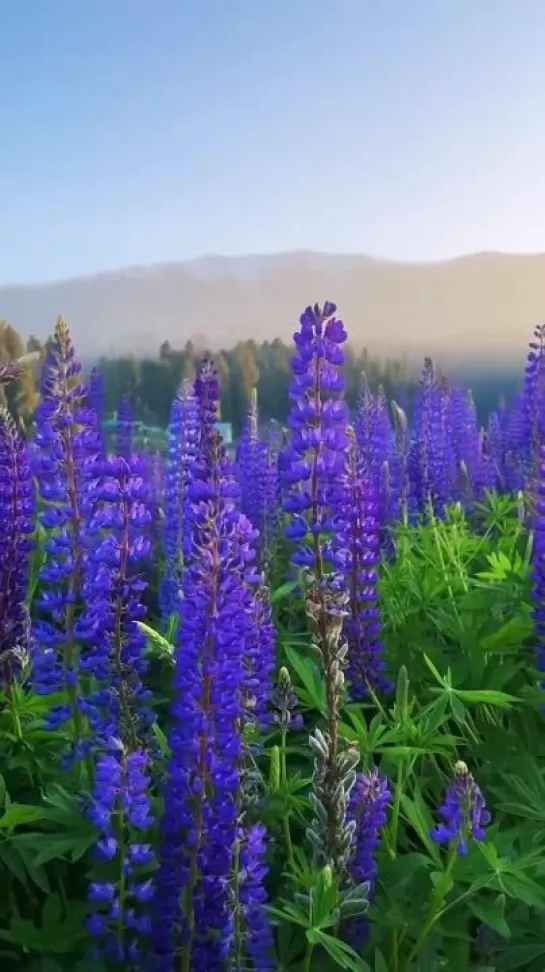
[1,304,545,972]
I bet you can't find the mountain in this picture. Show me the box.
[0,249,543,365]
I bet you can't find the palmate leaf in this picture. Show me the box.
[306,929,372,971]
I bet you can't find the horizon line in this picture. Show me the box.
[2,247,545,291]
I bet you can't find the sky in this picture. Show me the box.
[1,0,545,282]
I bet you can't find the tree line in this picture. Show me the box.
[0,319,517,433]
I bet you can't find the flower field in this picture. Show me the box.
[2,304,545,972]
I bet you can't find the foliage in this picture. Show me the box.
[0,306,544,972]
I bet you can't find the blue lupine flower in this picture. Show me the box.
[486,407,508,492]
[155,366,259,970]
[0,407,34,677]
[75,454,153,744]
[344,767,391,950]
[531,443,545,674]
[236,823,275,970]
[271,666,303,733]
[31,318,101,760]
[87,367,106,459]
[431,760,491,856]
[86,741,155,966]
[243,582,275,731]
[447,386,481,502]
[282,302,349,571]
[348,768,391,888]
[160,380,199,623]
[330,436,389,698]
[354,376,394,531]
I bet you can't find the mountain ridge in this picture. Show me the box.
[0,249,543,364]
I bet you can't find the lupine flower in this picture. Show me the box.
[233,823,275,971]
[448,387,481,502]
[409,359,454,517]
[236,389,280,566]
[344,768,391,948]
[486,407,508,492]
[347,768,391,888]
[431,760,491,855]
[282,302,349,570]
[0,408,34,680]
[195,356,220,464]
[242,582,275,731]
[330,434,389,698]
[31,318,101,762]
[75,454,153,745]
[390,400,410,523]
[87,367,106,459]
[531,443,545,674]
[271,666,303,732]
[354,376,394,531]
[283,304,361,880]
[86,742,155,967]
[116,396,134,459]
[160,381,199,623]
[155,368,260,969]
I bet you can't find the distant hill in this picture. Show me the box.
[0,249,543,365]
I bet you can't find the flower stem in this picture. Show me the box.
[406,846,457,964]
[280,725,295,869]
[303,941,314,972]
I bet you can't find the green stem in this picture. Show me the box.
[280,725,295,869]
[387,760,405,859]
[303,941,314,972]
[407,846,457,964]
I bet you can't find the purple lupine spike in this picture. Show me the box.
[354,373,376,480]
[236,389,263,529]
[116,396,134,460]
[531,443,545,675]
[330,434,389,698]
[523,324,545,475]
[505,390,528,492]
[355,376,396,534]
[160,381,199,623]
[236,388,280,566]
[348,768,391,887]
[235,823,275,970]
[75,454,153,745]
[448,386,481,503]
[271,666,303,732]
[154,420,261,970]
[431,760,491,856]
[86,742,155,966]
[195,357,220,466]
[0,408,34,680]
[474,427,496,499]
[344,768,391,948]
[282,302,349,571]
[390,400,410,524]
[31,318,101,764]
[486,409,508,492]
[243,582,275,731]
[409,359,454,517]
[88,367,106,459]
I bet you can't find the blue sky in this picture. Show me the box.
[1,0,545,282]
